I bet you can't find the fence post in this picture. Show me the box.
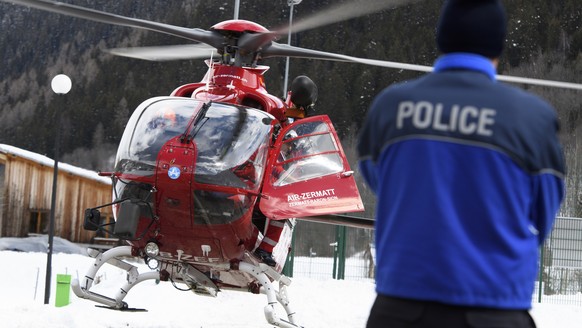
[332,241,338,279]
[337,225,347,280]
[538,245,544,303]
[282,231,295,277]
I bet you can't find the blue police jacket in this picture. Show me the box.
[357,53,565,309]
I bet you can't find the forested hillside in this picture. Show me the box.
[0,0,581,217]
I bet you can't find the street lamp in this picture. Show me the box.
[44,74,71,305]
[283,0,302,98]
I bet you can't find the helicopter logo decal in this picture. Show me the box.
[168,166,181,180]
[287,188,338,207]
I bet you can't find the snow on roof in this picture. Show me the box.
[0,144,111,185]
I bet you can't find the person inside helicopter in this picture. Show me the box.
[147,107,177,129]
[130,106,184,164]
[253,130,301,267]
[245,76,318,266]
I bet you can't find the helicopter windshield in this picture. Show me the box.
[115,97,274,191]
[192,102,273,190]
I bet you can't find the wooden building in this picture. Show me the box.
[0,144,112,243]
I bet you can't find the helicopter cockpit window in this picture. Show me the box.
[115,98,197,176]
[273,121,343,187]
[193,103,273,190]
[130,103,191,160]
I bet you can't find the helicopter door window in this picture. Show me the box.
[274,153,343,187]
[273,123,343,187]
[279,133,338,162]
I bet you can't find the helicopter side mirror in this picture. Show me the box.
[290,75,318,116]
[83,208,101,231]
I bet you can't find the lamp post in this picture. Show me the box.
[233,0,240,19]
[44,74,71,305]
[283,0,302,98]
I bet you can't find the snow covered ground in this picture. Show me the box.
[1,237,581,327]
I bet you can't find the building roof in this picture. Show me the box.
[0,144,111,185]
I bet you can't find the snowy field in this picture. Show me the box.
[1,238,582,328]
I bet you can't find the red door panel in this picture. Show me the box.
[259,115,364,220]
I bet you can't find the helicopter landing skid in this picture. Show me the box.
[95,305,148,312]
[71,246,303,327]
[71,246,161,310]
[237,261,304,328]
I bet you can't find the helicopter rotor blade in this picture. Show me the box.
[1,0,224,48]
[239,0,419,52]
[107,44,216,61]
[4,0,580,91]
[262,42,582,91]
[262,42,433,71]
[493,75,582,91]
[279,0,420,36]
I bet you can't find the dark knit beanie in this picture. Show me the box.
[436,0,507,58]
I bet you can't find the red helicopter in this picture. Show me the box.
[3,1,582,327]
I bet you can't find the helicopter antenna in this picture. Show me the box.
[204,51,215,102]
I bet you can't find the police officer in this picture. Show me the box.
[357,1,565,327]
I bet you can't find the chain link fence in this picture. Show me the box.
[286,221,374,281]
[286,217,582,306]
[536,217,582,306]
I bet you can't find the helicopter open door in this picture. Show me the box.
[260,115,364,220]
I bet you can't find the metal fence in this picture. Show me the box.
[284,220,374,281]
[285,217,582,306]
[536,217,582,306]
